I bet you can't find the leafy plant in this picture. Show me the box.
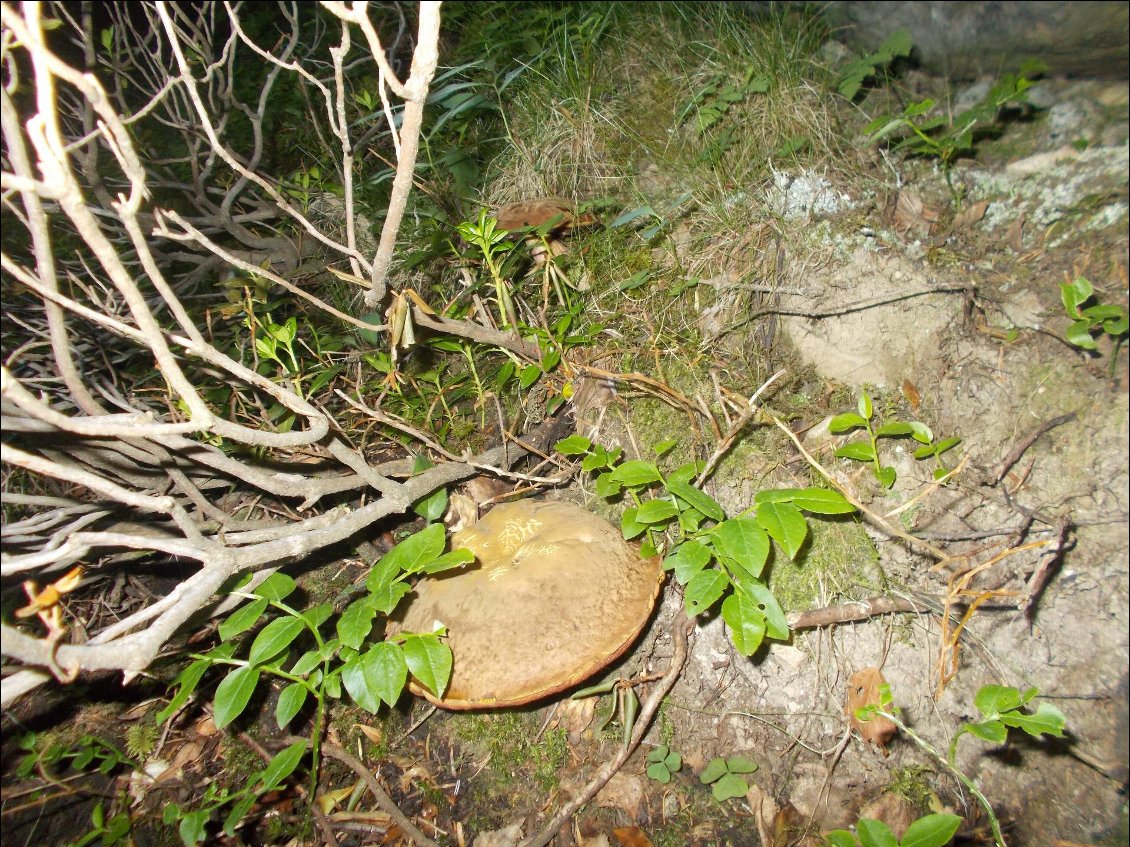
[836,29,913,101]
[831,391,961,487]
[17,731,140,780]
[456,209,519,329]
[16,732,137,847]
[699,754,758,802]
[680,66,769,163]
[865,62,1042,190]
[556,436,855,656]
[824,813,961,847]
[69,801,133,847]
[1060,275,1128,365]
[156,524,472,845]
[645,744,682,784]
[852,683,1066,847]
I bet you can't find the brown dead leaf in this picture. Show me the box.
[1005,214,1026,253]
[355,723,383,746]
[554,696,597,744]
[193,715,218,737]
[900,378,921,412]
[858,792,918,838]
[888,190,940,235]
[951,200,989,231]
[845,667,898,750]
[612,825,653,847]
[595,772,644,821]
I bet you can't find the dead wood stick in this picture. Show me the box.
[288,736,439,847]
[519,611,692,847]
[786,595,932,629]
[992,412,1077,484]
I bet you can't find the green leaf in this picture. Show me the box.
[699,757,728,784]
[965,719,1007,745]
[610,460,662,487]
[647,745,670,763]
[709,518,770,578]
[836,441,876,462]
[874,422,913,438]
[223,795,257,837]
[742,580,790,640]
[856,819,898,847]
[519,363,542,389]
[369,581,412,616]
[413,487,448,522]
[933,436,962,456]
[364,560,398,596]
[667,478,725,521]
[635,499,680,524]
[829,412,868,433]
[302,603,334,629]
[423,548,476,574]
[653,438,678,455]
[664,540,712,584]
[337,598,377,650]
[275,683,307,728]
[248,616,305,666]
[383,523,446,575]
[710,772,748,802]
[595,472,622,498]
[1066,319,1098,349]
[684,569,729,616]
[213,666,261,729]
[1001,702,1066,738]
[755,501,807,560]
[823,832,859,847]
[974,684,1022,717]
[647,761,672,783]
[401,634,452,698]
[900,813,961,847]
[254,573,296,601]
[858,392,874,420]
[621,507,647,540]
[156,659,211,724]
[260,741,306,791]
[366,641,409,708]
[178,809,210,846]
[725,755,758,774]
[341,656,380,714]
[757,487,855,515]
[219,598,269,641]
[556,435,592,455]
[875,466,897,488]
[721,591,766,656]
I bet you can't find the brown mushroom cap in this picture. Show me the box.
[494,197,596,233]
[389,499,664,709]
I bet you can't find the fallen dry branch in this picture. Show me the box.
[519,610,693,847]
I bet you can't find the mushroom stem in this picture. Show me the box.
[518,610,692,847]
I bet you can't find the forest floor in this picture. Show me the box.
[3,43,1127,847]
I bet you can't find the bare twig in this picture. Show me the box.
[518,611,692,847]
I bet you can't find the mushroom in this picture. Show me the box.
[389,499,664,709]
[493,197,595,235]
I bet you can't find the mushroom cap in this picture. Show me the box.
[494,197,596,233]
[389,499,664,709]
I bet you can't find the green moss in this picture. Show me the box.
[769,516,881,612]
[886,765,936,810]
[448,711,567,795]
